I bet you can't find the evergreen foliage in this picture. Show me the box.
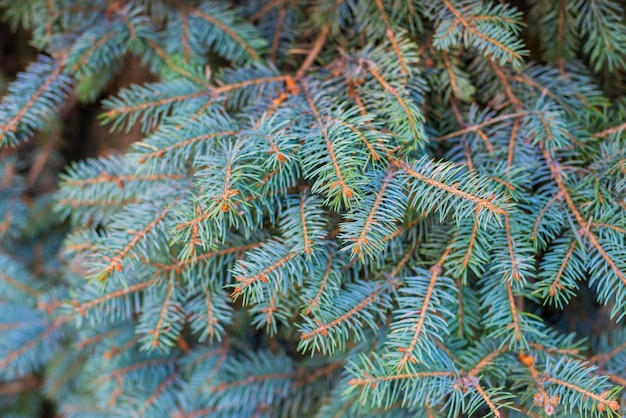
[1,0,626,417]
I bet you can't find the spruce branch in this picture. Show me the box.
[93,205,171,283]
[0,54,72,147]
[1,0,625,415]
[189,3,264,62]
[543,148,626,318]
[388,246,455,370]
[69,279,156,318]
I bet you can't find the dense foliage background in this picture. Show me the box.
[1,1,626,417]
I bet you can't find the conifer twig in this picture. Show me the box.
[296,24,330,79]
